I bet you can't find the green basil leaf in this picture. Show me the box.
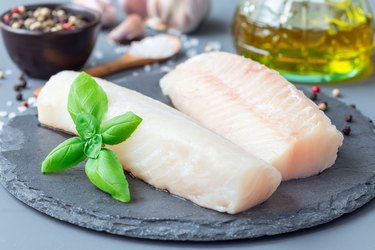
[85,149,130,202]
[84,134,102,159]
[42,137,86,173]
[100,112,142,145]
[68,72,108,124]
[76,113,100,140]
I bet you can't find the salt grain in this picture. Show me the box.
[0,121,4,131]
[160,66,172,73]
[17,106,27,113]
[204,41,221,52]
[132,72,139,77]
[187,48,197,58]
[144,64,151,72]
[129,35,179,59]
[93,50,104,60]
[189,38,199,47]
[27,97,37,107]
[5,69,12,76]
[0,111,8,118]
[8,112,16,119]
[6,101,12,107]
[0,70,4,79]
[114,46,129,54]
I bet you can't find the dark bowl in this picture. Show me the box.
[0,3,101,79]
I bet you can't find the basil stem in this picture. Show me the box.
[76,113,100,140]
[84,134,102,159]
[85,149,130,203]
[42,137,86,173]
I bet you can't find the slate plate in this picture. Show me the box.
[0,82,375,241]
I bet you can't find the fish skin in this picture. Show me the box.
[160,52,344,181]
[37,71,281,214]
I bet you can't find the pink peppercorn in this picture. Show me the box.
[11,7,20,14]
[62,23,73,30]
[311,85,321,93]
[2,14,10,23]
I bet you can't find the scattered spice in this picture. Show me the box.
[311,85,321,93]
[349,104,356,109]
[2,6,87,32]
[332,88,340,97]
[345,114,353,122]
[318,102,327,111]
[309,92,317,101]
[21,101,29,108]
[13,85,22,92]
[16,93,23,101]
[0,70,4,79]
[342,126,351,136]
[370,120,373,124]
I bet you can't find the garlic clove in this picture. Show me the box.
[146,0,211,34]
[108,14,145,44]
[119,0,148,18]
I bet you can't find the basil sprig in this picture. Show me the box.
[41,72,142,203]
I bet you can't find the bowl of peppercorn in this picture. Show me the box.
[0,3,101,79]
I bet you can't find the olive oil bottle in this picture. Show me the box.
[232,0,374,83]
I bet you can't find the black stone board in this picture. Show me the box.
[0,82,374,241]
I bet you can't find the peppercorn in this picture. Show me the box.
[311,85,321,93]
[318,102,328,111]
[309,92,317,101]
[20,80,27,88]
[342,126,351,136]
[21,101,29,108]
[14,84,22,92]
[332,88,340,97]
[345,114,352,122]
[16,93,23,101]
[349,104,356,109]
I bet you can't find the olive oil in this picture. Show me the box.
[232,1,374,82]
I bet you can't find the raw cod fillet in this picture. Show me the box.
[37,71,281,214]
[160,52,344,181]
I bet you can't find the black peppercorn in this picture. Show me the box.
[342,126,351,136]
[345,114,352,122]
[309,92,317,101]
[16,93,23,101]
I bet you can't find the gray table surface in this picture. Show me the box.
[1,1,375,249]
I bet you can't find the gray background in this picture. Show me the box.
[0,0,375,249]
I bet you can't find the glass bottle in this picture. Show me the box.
[232,0,374,83]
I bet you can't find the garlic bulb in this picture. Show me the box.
[72,0,117,26]
[119,0,148,18]
[108,14,145,43]
[147,0,211,33]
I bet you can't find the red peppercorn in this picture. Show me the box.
[62,23,73,30]
[2,14,10,23]
[11,7,21,14]
[311,85,321,93]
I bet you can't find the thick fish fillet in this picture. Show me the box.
[37,71,281,214]
[160,52,344,181]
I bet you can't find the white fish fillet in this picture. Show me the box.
[37,71,281,214]
[160,52,344,181]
